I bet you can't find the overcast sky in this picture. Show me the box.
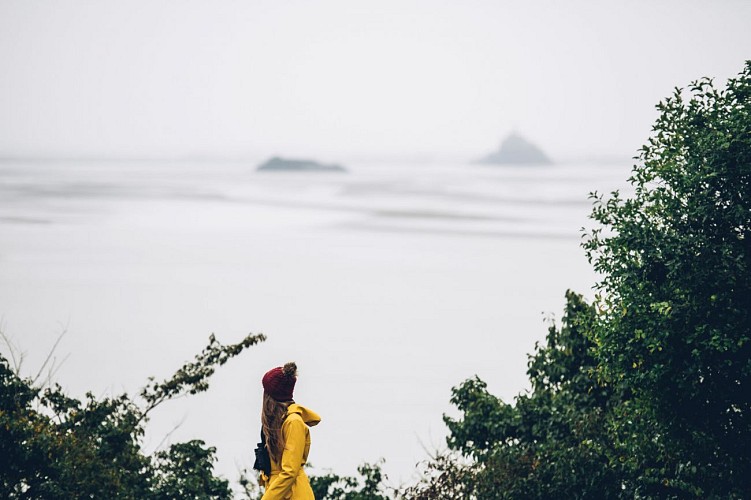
[1,0,749,161]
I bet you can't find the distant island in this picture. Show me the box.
[257,156,347,172]
[476,133,552,165]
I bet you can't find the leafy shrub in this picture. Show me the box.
[0,332,265,498]
[409,61,751,499]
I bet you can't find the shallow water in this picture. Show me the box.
[0,159,631,488]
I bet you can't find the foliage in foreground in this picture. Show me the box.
[409,62,751,498]
[0,332,265,499]
[309,460,391,500]
[239,460,391,500]
[583,62,751,497]
[406,292,621,499]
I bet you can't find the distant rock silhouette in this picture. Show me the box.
[477,133,552,165]
[257,156,346,172]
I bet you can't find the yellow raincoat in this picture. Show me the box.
[261,404,321,500]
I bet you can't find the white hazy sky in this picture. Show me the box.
[1,0,749,161]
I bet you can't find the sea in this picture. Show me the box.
[0,158,632,490]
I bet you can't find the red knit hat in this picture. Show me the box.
[262,362,297,401]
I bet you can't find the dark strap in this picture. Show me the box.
[254,426,271,475]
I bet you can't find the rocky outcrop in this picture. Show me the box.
[477,133,552,165]
[257,157,346,172]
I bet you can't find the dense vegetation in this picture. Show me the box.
[406,61,751,498]
[0,333,265,498]
[402,292,620,499]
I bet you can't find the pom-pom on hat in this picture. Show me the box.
[262,362,297,401]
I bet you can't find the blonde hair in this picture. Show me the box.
[262,393,289,464]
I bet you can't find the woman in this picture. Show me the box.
[260,362,321,500]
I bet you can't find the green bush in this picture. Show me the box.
[0,332,264,499]
[583,61,751,497]
[409,61,751,499]
[309,460,391,500]
[406,292,621,499]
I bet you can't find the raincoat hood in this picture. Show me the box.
[287,404,321,427]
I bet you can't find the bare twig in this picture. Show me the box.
[33,325,69,386]
[0,322,26,375]
[153,414,188,453]
[43,352,71,387]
